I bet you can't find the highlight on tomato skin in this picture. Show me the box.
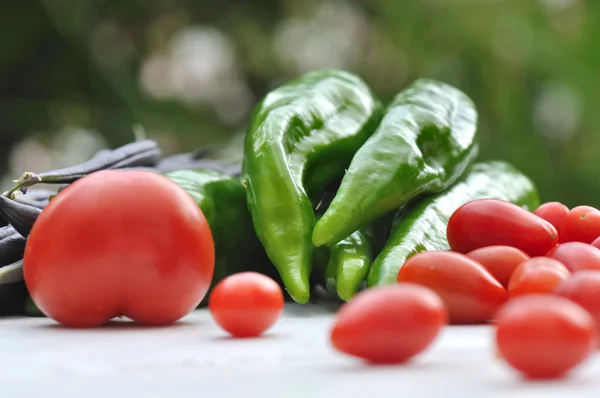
[546,242,600,273]
[446,198,559,257]
[559,205,600,244]
[208,272,284,338]
[507,257,570,299]
[396,250,507,325]
[330,283,447,364]
[466,246,529,289]
[555,271,600,343]
[495,294,596,380]
[533,202,569,233]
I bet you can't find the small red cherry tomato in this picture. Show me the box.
[466,246,530,288]
[507,257,570,299]
[397,251,507,324]
[208,272,284,338]
[533,202,569,232]
[555,271,600,342]
[330,283,447,364]
[24,170,215,328]
[447,199,558,257]
[495,294,596,379]
[546,242,600,273]
[560,205,600,244]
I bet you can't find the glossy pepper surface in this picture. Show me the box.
[367,161,540,287]
[316,228,373,301]
[312,79,479,247]
[242,69,383,303]
[166,169,277,304]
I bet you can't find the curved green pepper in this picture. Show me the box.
[315,229,373,301]
[166,169,278,304]
[242,69,383,303]
[312,79,479,247]
[367,160,540,287]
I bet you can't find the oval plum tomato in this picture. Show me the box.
[447,199,558,257]
[208,272,284,338]
[466,246,530,289]
[330,283,447,364]
[560,205,600,244]
[495,295,596,379]
[546,242,600,273]
[23,170,215,328]
[507,257,570,299]
[555,271,600,342]
[396,251,507,324]
[533,202,569,232]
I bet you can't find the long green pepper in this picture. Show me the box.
[313,79,479,247]
[166,169,278,304]
[242,69,383,303]
[367,161,540,287]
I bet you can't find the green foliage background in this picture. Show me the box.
[1,0,598,207]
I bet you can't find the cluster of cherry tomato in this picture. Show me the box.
[330,198,600,380]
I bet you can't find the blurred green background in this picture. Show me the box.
[1,0,597,206]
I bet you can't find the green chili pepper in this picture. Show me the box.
[367,160,540,287]
[312,79,479,247]
[315,229,373,301]
[313,183,394,301]
[166,169,278,304]
[242,69,383,303]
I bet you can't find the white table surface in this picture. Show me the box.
[1,302,599,398]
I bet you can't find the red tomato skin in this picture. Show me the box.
[466,246,530,289]
[208,272,284,338]
[546,242,600,273]
[507,257,570,299]
[495,295,596,379]
[555,271,600,341]
[397,251,507,325]
[447,199,559,257]
[560,206,600,244]
[533,202,569,232]
[23,170,215,327]
[592,236,600,250]
[330,283,447,364]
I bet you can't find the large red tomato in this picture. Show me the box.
[23,170,215,327]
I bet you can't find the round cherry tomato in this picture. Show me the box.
[397,251,507,324]
[560,205,600,244]
[466,246,530,288]
[533,202,569,232]
[495,294,596,379]
[507,257,570,299]
[24,170,215,328]
[447,199,558,257]
[209,272,284,338]
[546,242,600,273]
[330,283,447,364]
[555,271,600,342]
